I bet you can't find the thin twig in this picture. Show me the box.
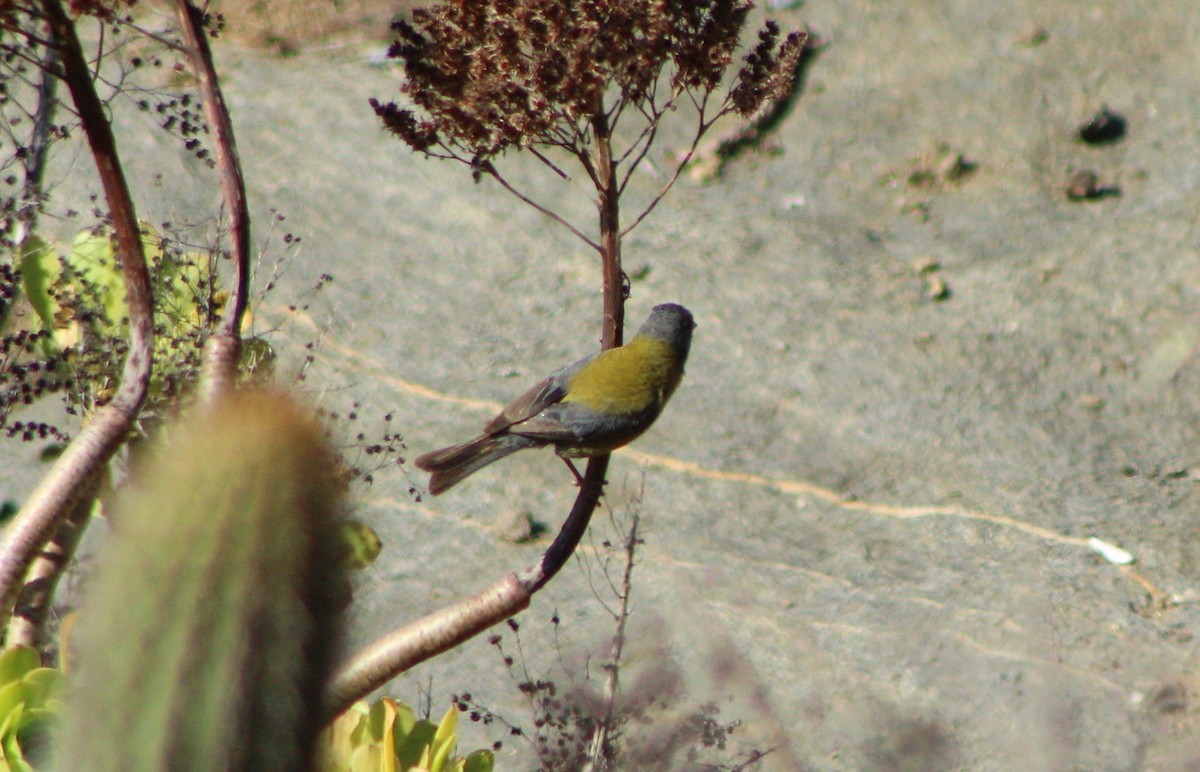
[481,161,601,253]
[620,108,712,239]
[20,38,60,219]
[616,115,663,198]
[583,513,640,771]
[527,145,572,182]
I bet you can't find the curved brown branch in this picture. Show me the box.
[5,467,100,650]
[175,0,250,401]
[0,0,155,634]
[322,576,531,720]
[322,457,609,719]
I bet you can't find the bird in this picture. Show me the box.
[415,303,695,495]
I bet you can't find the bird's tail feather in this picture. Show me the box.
[415,434,541,495]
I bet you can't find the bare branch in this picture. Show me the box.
[324,456,610,719]
[620,108,711,239]
[527,145,573,182]
[0,0,154,632]
[5,467,100,649]
[480,161,601,253]
[616,117,662,198]
[174,0,250,400]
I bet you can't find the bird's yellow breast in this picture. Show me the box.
[560,336,682,415]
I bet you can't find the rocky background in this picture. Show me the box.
[6,1,1200,769]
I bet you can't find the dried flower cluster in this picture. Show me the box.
[372,0,805,164]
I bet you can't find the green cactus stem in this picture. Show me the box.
[56,390,347,771]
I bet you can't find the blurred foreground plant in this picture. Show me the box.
[320,697,494,772]
[56,390,347,771]
[0,645,61,769]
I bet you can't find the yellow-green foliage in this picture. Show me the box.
[21,224,222,345]
[55,390,347,771]
[17,223,269,410]
[320,698,494,772]
[0,646,62,771]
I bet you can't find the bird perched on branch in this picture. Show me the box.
[416,303,695,495]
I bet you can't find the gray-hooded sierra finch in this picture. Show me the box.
[416,303,695,494]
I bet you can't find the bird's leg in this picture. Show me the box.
[562,458,585,488]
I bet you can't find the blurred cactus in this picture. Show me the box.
[319,697,494,772]
[55,390,348,771]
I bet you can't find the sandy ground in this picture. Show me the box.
[7,1,1200,769]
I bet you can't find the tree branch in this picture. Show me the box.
[174,0,250,401]
[322,456,610,719]
[0,0,154,634]
[591,108,625,347]
[5,467,100,650]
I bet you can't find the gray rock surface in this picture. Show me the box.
[8,1,1200,769]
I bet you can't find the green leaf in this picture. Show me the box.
[349,742,385,772]
[392,700,416,738]
[17,236,61,331]
[343,701,372,747]
[431,704,458,752]
[20,668,63,704]
[366,697,391,743]
[0,697,18,740]
[0,697,24,741]
[394,720,436,769]
[0,649,39,687]
[65,230,127,330]
[340,521,383,570]
[37,443,66,463]
[0,683,28,730]
[428,727,456,772]
[1,722,33,769]
[462,750,495,772]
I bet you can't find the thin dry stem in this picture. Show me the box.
[480,160,601,253]
[326,456,611,717]
[583,512,640,771]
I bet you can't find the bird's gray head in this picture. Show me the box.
[638,303,695,362]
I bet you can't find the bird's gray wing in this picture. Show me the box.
[483,352,597,435]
